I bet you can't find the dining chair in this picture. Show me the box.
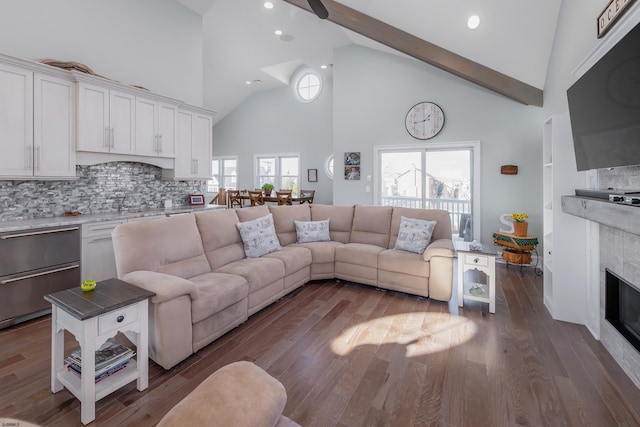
[228,190,243,209]
[248,190,265,206]
[299,190,315,204]
[275,191,293,206]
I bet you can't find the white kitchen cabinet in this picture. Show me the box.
[77,83,135,155]
[163,108,213,180]
[81,220,126,283]
[34,73,76,177]
[0,61,75,179]
[0,62,33,177]
[135,97,176,158]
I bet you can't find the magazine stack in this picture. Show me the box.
[65,339,135,383]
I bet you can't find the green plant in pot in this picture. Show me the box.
[261,183,274,196]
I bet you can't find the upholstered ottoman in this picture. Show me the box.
[157,361,300,427]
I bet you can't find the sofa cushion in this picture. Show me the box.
[190,272,249,323]
[268,204,311,246]
[236,213,282,258]
[236,205,270,222]
[263,246,312,275]
[290,241,344,264]
[112,214,211,279]
[378,248,430,277]
[310,204,353,243]
[389,207,452,248]
[349,205,393,247]
[294,219,330,243]
[215,257,285,294]
[335,243,385,269]
[195,209,245,270]
[394,216,437,254]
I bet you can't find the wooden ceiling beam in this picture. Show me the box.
[283,0,543,106]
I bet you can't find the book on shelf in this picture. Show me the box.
[67,359,131,383]
[65,339,135,382]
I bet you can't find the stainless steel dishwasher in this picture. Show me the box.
[0,225,80,329]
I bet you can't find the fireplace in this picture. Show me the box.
[606,268,640,353]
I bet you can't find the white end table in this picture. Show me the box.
[45,278,155,425]
[455,241,496,313]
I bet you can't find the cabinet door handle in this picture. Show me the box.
[88,236,113,243]
[117,315,125,323]
[110,127,115,147]
[194,159,198,174]
[1,226,79,239]
[1,264,79,285]
[26,145,33,169]
[35,146,40,170]
[473,258,479,263]
[158,135,162,153]
[104,127,109,148]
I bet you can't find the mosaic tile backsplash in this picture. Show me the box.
[0,162,204,221]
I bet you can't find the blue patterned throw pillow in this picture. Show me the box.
[294,219,330,243]
[394,216,437,254]
[236,213,282,258]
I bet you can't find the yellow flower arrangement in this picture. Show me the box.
[511,212,529,223]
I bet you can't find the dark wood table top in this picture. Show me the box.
[44,278,155,320]
[236,194,313,204]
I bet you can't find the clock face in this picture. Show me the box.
[405,102,445,140]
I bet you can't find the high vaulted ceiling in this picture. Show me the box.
[177,0,562,123]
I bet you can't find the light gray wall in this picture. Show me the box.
[542,0,609,117]
[333,45,543,244]
[0,0,203,105]
[212,80,334,205]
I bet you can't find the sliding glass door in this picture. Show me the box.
[376,142,479,241]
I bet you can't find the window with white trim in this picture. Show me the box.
[374,142,480,241]
[255,154,300,193]
[292,68,322,103]
[207,156,238,192]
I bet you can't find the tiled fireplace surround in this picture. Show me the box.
[564,166,640,389]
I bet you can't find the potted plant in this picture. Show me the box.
[511,212,529,237]
[261,183,274,196]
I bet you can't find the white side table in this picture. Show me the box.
[45,278,155,425]
[455,241,496,313]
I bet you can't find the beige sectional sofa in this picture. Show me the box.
[111,204,454,369]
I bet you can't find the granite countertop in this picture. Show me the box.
[0,204,225,233]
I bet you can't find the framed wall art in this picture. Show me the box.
[189,194,205,205]
[344,152,361,180]
[308,168,318,182]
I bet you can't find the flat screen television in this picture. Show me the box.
[567,21,640,171]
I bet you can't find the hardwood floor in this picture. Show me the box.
[2,264,640,426]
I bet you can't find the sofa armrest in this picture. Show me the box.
[423,238,455,261]
[122,270,199,304]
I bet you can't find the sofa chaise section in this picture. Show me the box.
[378,207,454,299]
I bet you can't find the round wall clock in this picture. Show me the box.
[405,102,445,140]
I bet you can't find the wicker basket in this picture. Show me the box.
[502,249,532,265]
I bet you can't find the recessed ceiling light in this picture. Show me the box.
[274,30,283,35]
[245,81,252,85]
[467,15,480,30]
[264,2,274,9]
[320,65,328,69]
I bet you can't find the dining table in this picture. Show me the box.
[232,193,313,207]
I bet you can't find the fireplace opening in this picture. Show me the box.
[606,268,640,353]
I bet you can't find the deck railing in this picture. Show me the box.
[381,196,471,237]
